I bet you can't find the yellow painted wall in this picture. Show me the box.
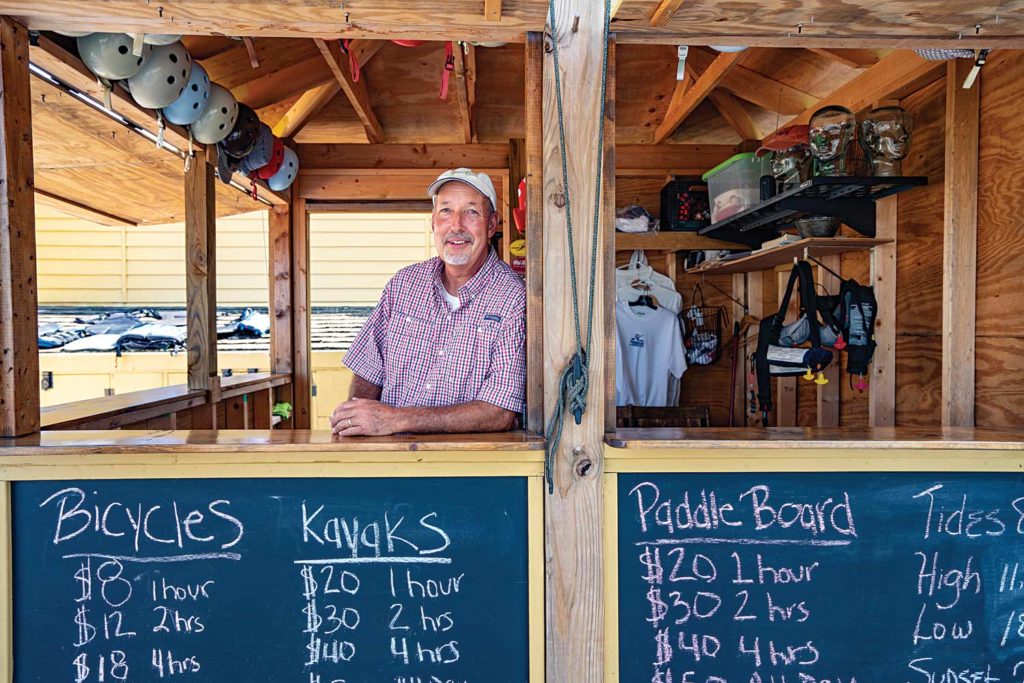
[35,202,432,307]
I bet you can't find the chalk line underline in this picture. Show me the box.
[635,538,852,547]
[62,552,242,563]
[294,557,453,565]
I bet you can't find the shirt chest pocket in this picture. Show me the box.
[452,320,501,363]
[387,313,435,366]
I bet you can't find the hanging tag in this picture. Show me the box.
[250,179,259,201]
[676,45,689,81]
[98,77,113,110]
[834,333,847,350]
[855,375,868,392]
[439,41,455,100]
[131,33,145,57]
[962,49,990,90]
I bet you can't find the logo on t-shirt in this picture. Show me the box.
[630,333,645,349]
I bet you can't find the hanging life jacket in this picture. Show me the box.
[753,261,833,426]
[835,277,877,377]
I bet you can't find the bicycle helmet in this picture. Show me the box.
[126,41,192,109]
[190,83,238,144]
[162,63,210,125]
[255,137,285,180]
[267,146,299,191]
[139,34,182,45]
[218,103,260,158]
[238,124,274,176]
[77,33,152,80]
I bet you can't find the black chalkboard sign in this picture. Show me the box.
[618,472,1024,683]
[13,476,529,682]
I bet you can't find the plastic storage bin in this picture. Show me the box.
[659,177,711,231]
[701,153,768,224]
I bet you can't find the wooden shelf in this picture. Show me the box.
[685,237,893,275]
[615,231,744,253]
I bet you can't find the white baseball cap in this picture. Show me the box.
[427,167,497,212]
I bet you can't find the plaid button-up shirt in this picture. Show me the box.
[343,248,526,414]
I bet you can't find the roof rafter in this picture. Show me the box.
[271,40,385,139]
[229,55,333,110]
[35,188,137,226]
[806,47,881,69]
[649,0,685,27]
[707,90,762,142]
[315,38,384,144]
[654,50,744,144]
[484,0,502,21]
[686,47,817,115]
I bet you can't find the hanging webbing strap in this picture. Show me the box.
[544,0,611,493]
[439,41,455,100]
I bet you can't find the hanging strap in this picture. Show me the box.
[341,39,360,82]
[439,41,455,99]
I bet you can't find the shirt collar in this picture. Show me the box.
[433,247,499,305]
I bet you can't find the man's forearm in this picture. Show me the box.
[393,400,516,433]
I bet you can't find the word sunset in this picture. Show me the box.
[629,482,857,539]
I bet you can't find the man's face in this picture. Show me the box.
[431,181,498,269]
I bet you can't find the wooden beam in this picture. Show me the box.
[543,2,609,679]
[452,43,478,143]
[525,34,544,435]
[649,0,685,27]
[484,0,502,21]
[870,195,898,427]
[272,82,340,138]
[311,200,434,212]
[778,50,945,134]
[655,49,743,143]
[617,143,737,170]
[0,17,40,437]
[269,203,293,376]
[776,267,797,427]
[299,143,509,169]
[942,59,980,428]
[707,89,762,142]
[298,168,508,201]
[806,47,881,69]
[315,38,383,144]
[34,189,137,227]
[229,55,333,110]
[271,40,386,139]
[291,196,312,429]
[686,47,816,115]
[185,147,218,392]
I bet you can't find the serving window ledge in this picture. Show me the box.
[605,427,1024,450]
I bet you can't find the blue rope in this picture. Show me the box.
[544,0,611,493]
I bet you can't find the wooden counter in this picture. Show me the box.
[0,430,546,480]
[606,426,1024,449]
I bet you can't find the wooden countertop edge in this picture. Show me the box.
[604,427,1024,450]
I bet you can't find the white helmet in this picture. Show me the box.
[190,83,238,144]
[54,30,93,37]
[139,34,183,45]
[162,63,210,125]
[77,33,152,80]
[126,41,192,109]
[267,146,299,191]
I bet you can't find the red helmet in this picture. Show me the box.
[254,137,285,180]
[391,39,425,47]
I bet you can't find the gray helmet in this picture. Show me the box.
[190,83,238,144]
[267,146,299,191]
[162,63,210,125]
[239,124,274,175]
[55,30,93,37]
[77,33,152,80]
[126,41,192,109]
[138,33,183,46]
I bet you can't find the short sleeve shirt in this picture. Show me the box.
[343,249,526,414]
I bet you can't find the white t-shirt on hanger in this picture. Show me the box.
[615,301,687,407]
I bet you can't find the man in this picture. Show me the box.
[331,168,526,436]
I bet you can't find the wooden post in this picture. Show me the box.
[776,267,797,426]
[184,147,218,428]
[543,4,612,680]
[525,33,545,434]
[942,59,980,427]
[291,195,312,429]
[870,196,898,426]
[0,17,40,437]
[817,254,841,426]
[269,203,293,428]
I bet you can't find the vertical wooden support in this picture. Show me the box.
[543,3,611,680]
[730,273,746,425]
[817,254,841,426]
[776,268,797,426]
[870,196,898,426]
[269,204,293,375]
[737,271,765,426]
[291,196,312,429]
[942,60,980,427]
[252,388,273,428]
[0,480,12,682]
[185,147,218,392]
[0,17,40,437]
[524,33,545,434]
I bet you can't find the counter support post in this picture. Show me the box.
[185,147,218,395]
[0,16,40,437]
[542,4,613,680]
